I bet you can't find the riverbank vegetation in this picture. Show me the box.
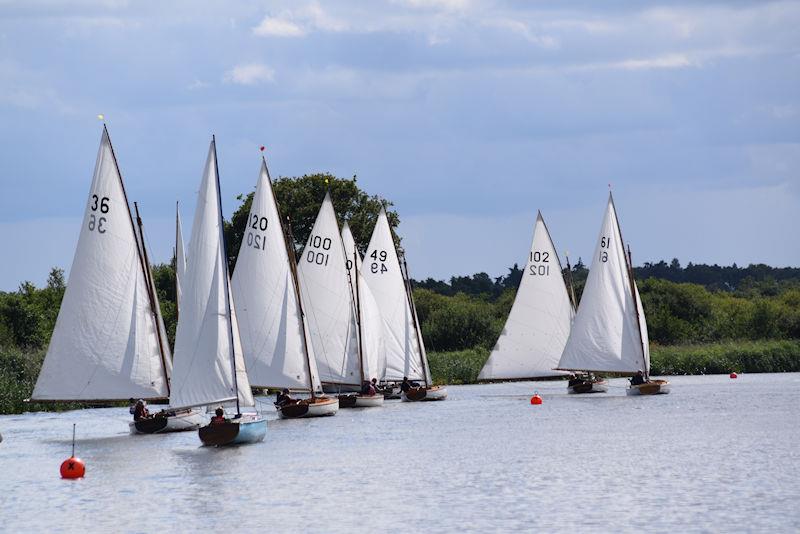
[1,175,798,413]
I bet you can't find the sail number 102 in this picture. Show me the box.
[529,250,550,276]
[88,194,109,234]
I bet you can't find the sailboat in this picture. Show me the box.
[30,126,176,426]
[478,212,574,381]
[230,158,338,419]
[556,193,670,395]
[361,208,447,402]
[171,137,266,445]
[297,194,385,408]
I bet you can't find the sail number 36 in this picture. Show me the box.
[88,194,109,234]
[529,250,550,276]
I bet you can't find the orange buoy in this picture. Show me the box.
[60,457,85,479]
[61,423,85,479]
[530,394,543,405]
[730,372,738,379]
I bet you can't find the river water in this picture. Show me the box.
[2,373,799,533]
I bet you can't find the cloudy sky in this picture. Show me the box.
[1,0,798,289]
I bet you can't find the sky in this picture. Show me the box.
[1,0,799,290]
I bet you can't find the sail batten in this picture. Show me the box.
[32,128,170,401]
[556,194,649,374]
[479,212,573,380]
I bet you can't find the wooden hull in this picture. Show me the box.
[338,394,384,408]
[277,397,339,419]
[198,416,267,446]
[129,409,204,434]
[401,386,448,402]
[567,379,608,394]
[627,379,671,396]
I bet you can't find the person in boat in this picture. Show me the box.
[133,399,150,421]
[210,407,227,425]
[360,380,376,396]
[275,388,294,407]
[128,398,137,415]
[630,370,646,386]
[371,377,380,393]
[400,377,412,393]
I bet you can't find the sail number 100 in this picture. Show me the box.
[306,234,332,266]
[529,250,550,276]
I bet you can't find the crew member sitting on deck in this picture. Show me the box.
[630,370,646,386]
[210,407,227,425]
[276,388,294,406]
[400,377,412,393]
[133,399,150,421]
[371,377,380,393]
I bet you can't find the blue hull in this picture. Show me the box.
[232,418,267,444]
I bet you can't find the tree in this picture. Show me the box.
[224,173,400,272]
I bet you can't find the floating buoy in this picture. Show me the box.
[60,457,85,479]
[730,372,738,379]
[530,394,542,405]
[60,423,85,479]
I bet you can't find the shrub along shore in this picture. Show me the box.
[2,340,799,414]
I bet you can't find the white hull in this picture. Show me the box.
[355,395,384,408]
[277,397,339,419]
[401,385,448,402]
[626,380,671,396]
[129,409,205,434]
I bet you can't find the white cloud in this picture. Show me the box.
[223,63,275,85]
[252,16,306,37]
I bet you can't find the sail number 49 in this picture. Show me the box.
[306,234,332,266]
[88,194,109,234]
[370,250,388,274]
[529,250,550,276]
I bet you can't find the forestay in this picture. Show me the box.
[32,128,171,401]
[361,208,430,383]
[231,160,322,392]
[557,194,648,375]
[170,140,254,409]
[175,204,186,311]
[478,212,573,380]
[298,192,361,386]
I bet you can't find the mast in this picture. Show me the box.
[264,158,317,397]
[211,136,241,416]
[174,201,180,323]
[133,202,171,396]
[564,254,578,311]
[353,247,366,385]
[401,255,429,388]
[609,192,648,379]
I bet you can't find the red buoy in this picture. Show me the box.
[60,457,85,479]
[730,372,738,379]
[530,394,542,405]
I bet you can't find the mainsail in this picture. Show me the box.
[341,222,362,271]
[32,127,171,401]
[361,208,430,384]
[169,139,254,410]
[478,212,573,380]
[230,159,322,392]
[556,193,649,375]
[297,192,361,387]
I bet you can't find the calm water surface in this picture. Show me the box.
[2,373,799,532]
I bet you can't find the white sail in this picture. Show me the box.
[298,192,361,386]
[361,207,430,383]
[342,220,386,383]
[231,160,322,392]
[175,203,186,310]
[478,212,573,380]
[341,221,362,271]
[556,194,648,375]
[170,139,254,409]
[32,127,170,401]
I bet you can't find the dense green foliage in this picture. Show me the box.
[1,175,798,413]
